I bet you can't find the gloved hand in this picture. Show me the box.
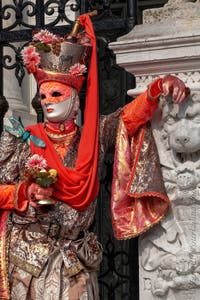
[148,74,190,104]
[27,182,54,207]
[162,74,190,104]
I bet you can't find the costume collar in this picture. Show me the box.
[44,120,76,135]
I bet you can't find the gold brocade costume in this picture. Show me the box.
[0,109,121,300]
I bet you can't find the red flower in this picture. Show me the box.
[22,46,40,66]
[69,63,87,76]
[33,29,61,44]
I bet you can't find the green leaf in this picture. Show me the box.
[35,177,53,188]
[36,42,51,53]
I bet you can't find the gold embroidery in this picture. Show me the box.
[64,262,84,278]
[10,255,41,277]
[0,211,10,299]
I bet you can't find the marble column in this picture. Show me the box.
[110,1,200,299]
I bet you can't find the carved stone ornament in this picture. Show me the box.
[143,0,200,24]
[139,91,200,300]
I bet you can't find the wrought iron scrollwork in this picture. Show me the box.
[100,236,130,278]
[2,1,36,30]
[99,236,131,300]
[2,1,81,31]
[44,0,79,26]
[2,43,26,86]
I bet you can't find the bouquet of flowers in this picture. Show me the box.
[24,154,58,205]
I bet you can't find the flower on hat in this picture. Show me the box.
[69,63,87,76]
[21,46,41,73]
[33,29,61,44]
[22,46,40,65]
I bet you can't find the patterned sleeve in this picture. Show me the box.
[0,130,30,184]
[0,130,29,210]
[99,108,123,154]
[121,91,159,137]
[99,87,160,154]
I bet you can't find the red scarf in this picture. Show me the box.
[27,14,99,211]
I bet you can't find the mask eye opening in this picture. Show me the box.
[40,94,46,99]
[52,91,62,97]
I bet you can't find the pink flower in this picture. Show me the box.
[33,29,61,44]
[24,155,58,188]
[69,63,87,76]
[26,154,47,171]
[22,46,41,66]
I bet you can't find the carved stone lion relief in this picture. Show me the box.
[139,92,200,300]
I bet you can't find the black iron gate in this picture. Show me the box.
[0,1,167,299]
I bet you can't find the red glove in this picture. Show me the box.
[148,75,190,104]
[162,74,190,104]
[27,183,54,207]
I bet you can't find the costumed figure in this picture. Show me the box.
[0,12,189,300]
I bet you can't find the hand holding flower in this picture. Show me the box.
[24,154,58,206]
[27,183,54,207]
